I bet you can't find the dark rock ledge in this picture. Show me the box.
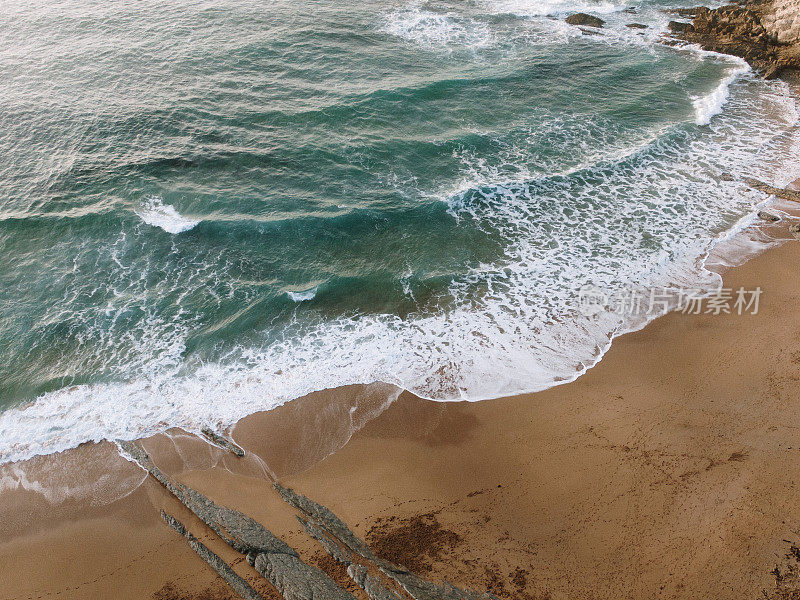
[161,510,265,600]
[565,13,606,28]
[746,177,800,203]
[665,1,800,80]
[275,483,499,600]
[201,426,246,457]
[118,440,500,600]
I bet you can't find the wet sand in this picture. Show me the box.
[3,231,800,600]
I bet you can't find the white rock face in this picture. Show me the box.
[762,0,800,44]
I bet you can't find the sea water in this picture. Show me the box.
[0,0,798,463]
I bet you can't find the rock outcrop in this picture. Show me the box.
[275,483,499,600]
[565,13,606,28]
[251,552,355,600]
[118,441,356,600]
[761,0,800,44]
[201,426,246,457]
[119,440,502,600]
[757,210,781,221]
[745,177,800,203]
[667,1,800,79]
[161,510,267,600]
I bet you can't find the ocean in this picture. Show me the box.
[0,0,798,464]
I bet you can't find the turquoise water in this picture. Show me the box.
[0,0,798,462]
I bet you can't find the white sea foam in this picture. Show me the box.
[383,7,494,48]
[287,287,318,302]
[486,0,627,17]
[693,59,751,126]
[1,74,798,466]
[135,196,199,234]
[2,14,800,467]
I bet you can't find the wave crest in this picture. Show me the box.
[135,196,199,234]
[693,59,750,126]
[287,287,318,302]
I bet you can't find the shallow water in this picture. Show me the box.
[0,0,799,463]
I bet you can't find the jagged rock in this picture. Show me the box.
[626,23,648,29]
[163,511,188,536]
[120,441,354,600]
[201,426,246,457]
[764,63,784,79]
[565,13,605,27]
[299,516,405,600]
[121,442,504,600]
[298,518,353,566]
[274,483,382,566]
[719,171,735,182]
[117,440,181,494]
[667,2,800,79]
[758,211,781,222]
[670,6,708,19]
[177,484,297,556]
[668,20,695,33]
[274,483,500,600]
[380,569,498,600]
[118,440,293,557]
[162,511,266,600]
[348,564,367,586]
[790,223,800,239]
[759,0,800,44]
[252,552,355,600]
[365,574,405,600]
[745,178,800,203]
[348,565,404,600]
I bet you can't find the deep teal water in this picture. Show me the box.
[0,0,798,462]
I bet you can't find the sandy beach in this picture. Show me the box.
[2,218,800,599]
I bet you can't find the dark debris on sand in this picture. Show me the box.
[764,544,800,600]
[366,513,462,576]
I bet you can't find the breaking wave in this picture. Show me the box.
[693,58,751,125]
[1,0,799,467]
[135,196,199,234]
[1,72,798,465]
[287,287,318,302]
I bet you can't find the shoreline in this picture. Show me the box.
[3,4,800,598]
[3,161,799,468]
[4,201,800,599]
[3,9,800,466]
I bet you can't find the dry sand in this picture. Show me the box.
[2,234,800,600]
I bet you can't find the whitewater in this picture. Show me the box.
[0,0,799,465]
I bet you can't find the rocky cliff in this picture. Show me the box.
[668,0,800,80]
[761,0,800,44]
